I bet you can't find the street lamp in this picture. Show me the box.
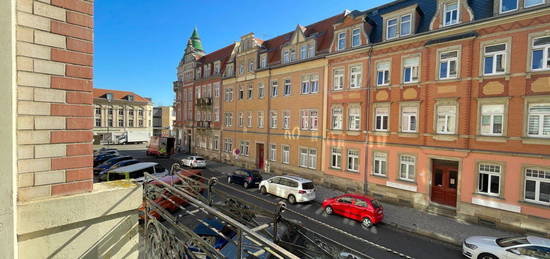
[106,93,113,146]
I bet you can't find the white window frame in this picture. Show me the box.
[270,144,277,161]
[377,61,391,86]
[400,14,412,37]
[224,138,233,153]
[258,111,264,128]
[260,54,267,68]
[375,107,389,131]
[348,106,361,131]
[436,105,457,134]
[524,168,550,205]
[527,103,550,138]
[352,28,361,47]
[337,32,346,50]
[386,18,398,40]
[308,148,317,169]
[299,148,308,168]
[399,155,416,181]
[238,112,244,128]
[282,145,290,164]
[247,112,253,128]
[283,50,290,64]
[282,111,290,129]
[483,43,507,75]
[347,149,359,172]
[332,106,343,130]
[403,56,419,84]
[531,35,550,71]
[301,45,307,60]
[333,68,344,90]
[240,141,249,156]
[500,0,518,13]
[480,104,504,136]
[270,111,278,129]
[373,152,387,176]
[525,0,544,8]
[258,82,265,99]
[443,1,459,26]
[271,80,278,97]
[477,163,501,196]
[350,65,362,88]
[283,79,292,96]
[330,147,342,169]
[439,50,459,80]
[401,106,418,133]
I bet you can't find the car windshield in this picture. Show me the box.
[496,237,530,247]
[371,200,382,209]
[251,170,262,177]
[301,182,314,190]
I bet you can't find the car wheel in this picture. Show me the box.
[478,254,497,259]
[260,186,267,194]
[288,195,296,204]
[324,206,333,215]
[243,181,249,189]
[227,177,232,184]
[361,217,373,228]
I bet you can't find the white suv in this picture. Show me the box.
[259,176,316,204]
[180,155,207,168]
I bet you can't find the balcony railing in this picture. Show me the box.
[196,121,211,129]
[194,97,212,107]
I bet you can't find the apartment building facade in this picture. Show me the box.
[152,106,176,137]
[174,0,550,235]
[93,88,153,144]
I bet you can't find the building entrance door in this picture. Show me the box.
[431,160,458,207]
[257,144,264,169]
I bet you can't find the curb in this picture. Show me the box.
[386,222,462,247]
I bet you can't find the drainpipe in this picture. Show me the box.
[364,45,374,194]
[321,59,329,180]
[266,67,272,173]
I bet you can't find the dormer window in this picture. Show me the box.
[301,45,307,59]
[387,18,398,39]
[248,60,254,72]
[500,0,518,13]
[196,68,201,79]
[105,93,113,102]
[283,50,290,63]
[525,0,544,7]
[127,95,134,102]
[400,15,412,36]
[214,62,221,74]
[260,54,267,68]
[239,64,244,75]
[352,28,361,47]
[444,2,459,26]
[290,49,296,62]
[308,44,315,57]
[337,32,346,50]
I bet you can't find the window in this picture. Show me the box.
[444,2,458,26]
[95,118,101,127]
[282,145,290,164]
[350,65,362,88]
[129,119,134,127]
[213,136,219,150]
[138,120,143,127]
[224,112,233,127]
[375,107,389,131]
[226,64,234,77]
[247,85,253,99]
[247,112,253,128]
[337,32,345,50]
[258,82,265,99]
[301,74,319,94]
[436,105,457,134]
[439,50,458,79]
[352,28,361,47]
[308,149,317,169]
[283,79,292,96]
[118,119,123,127]
[527,103,550,137]
[238,112,243,127]
[347,149,359,172]
[240,141,249,156]
[308,44,315,58]
[301,45,307,60]
[400,14,411,36]
[401,106,417,132]
[480,104,504,136]
[239,87,244,100]
[290,49,296,62]
[348,106,361,131]
[525,0,544,7]
[478,164,501,196]
[300,110,318,130]
[500,0,518,13]
[258,111,264,128]
[282,111,290,129]
[387,18,398,39]
[214,63,221,74]
[224,88,233,102]
[270,111,277,128]
[248,60,254,72]
[524,168,550,204]
[269,144,276,161]
[224,138,233,153]
[283,50,289,64]
[531,36,550,71]
[299,148,308,167]
[377,62,390,86]
[118,109,123,116]
[332,106,343,130]
[373,152,387,176]
[95,107,101,115]
[333,69,344,90]
[214,108,220,122]
[214,85,220,97]
[330,147,342,169]
[271,80,278,97]
[299,148,317,169]
[484,44,506,75]
[260,55,267,68]
[403,56,419,83]
[399,155,416,181]
[239,64,244,75]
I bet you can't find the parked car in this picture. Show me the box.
[462,236,550,259]
[94,148,117,156]
[322,194,384,228]
[93,156,133,174]
[93,153,117,167]
[259,176,315,204]
[139,169,205,220]
[97,159,140,179]
[227,169,263,188]
[180,155,207,168]
[96,149,120,156]
[105,162,169,182]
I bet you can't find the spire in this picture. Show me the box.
[190,27,204,52]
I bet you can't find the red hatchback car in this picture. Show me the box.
[322,194,384,227]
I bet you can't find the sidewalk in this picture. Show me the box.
[204,160,515,246]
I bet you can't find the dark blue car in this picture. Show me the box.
[93,153,117,167]
[93,156,133,174]
[98,159,140,181]
[227,169,263,189]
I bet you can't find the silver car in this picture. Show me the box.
[462,235,550,259]
[258,175,316,204]
[180,155,207,168]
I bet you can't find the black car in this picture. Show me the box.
[93,153,117,167]
[227,169,263,189]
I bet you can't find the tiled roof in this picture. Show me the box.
[199,43,235,64]
[93,88,151,103]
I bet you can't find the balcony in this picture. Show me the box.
[196,121,211,129]
[194,97,213,107]
[173,81,183,91]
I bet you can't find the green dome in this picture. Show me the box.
[190,27,203,51]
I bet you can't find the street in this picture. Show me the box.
[106,144,463,259]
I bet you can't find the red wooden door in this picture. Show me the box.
[431,165,458,207]
[257,144,264,169]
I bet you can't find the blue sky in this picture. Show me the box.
[94,0,387,106]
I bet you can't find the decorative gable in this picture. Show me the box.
[430,0,474,30]
[330,11,371,52]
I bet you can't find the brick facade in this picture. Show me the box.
[16,0,94,201]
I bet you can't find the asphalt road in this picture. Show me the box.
[109,145,463,259]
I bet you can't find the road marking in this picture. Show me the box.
[314,207,323,214]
